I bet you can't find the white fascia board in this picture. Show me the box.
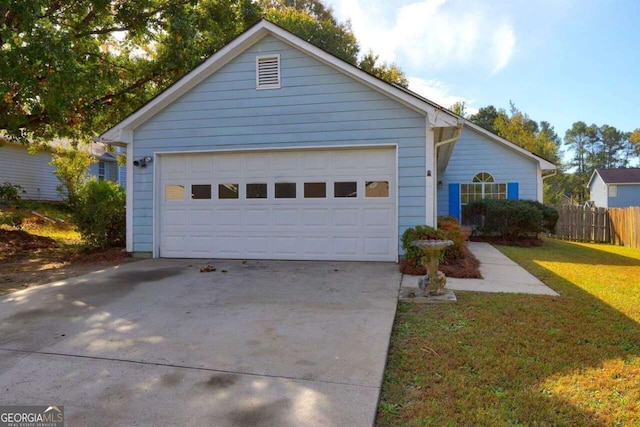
[464,120,557,170]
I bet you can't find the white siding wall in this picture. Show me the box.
[589,175,608,207]
[0,144,60,201]
[131,36,428,254]
[437,126,539,217]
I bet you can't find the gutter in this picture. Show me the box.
[542,170,557,180]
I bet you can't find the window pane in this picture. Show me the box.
[218,184,239,199]
[275,182,296,198]
[246,183,267,199]
[304,182,326,198]
[334,182,357,198]
[165,185,185,201]
[192,184,211,199]
[365,181,389,197]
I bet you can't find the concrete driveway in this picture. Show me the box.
[0,259,400,426]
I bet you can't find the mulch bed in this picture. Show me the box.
[400,244,482,278]
[0,229,58,256]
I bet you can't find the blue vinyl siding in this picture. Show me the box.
[609,184,640,208]
[131,35,429,253]
[437,126,539,217]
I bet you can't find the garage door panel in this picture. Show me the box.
[302,237,330,256]
[363,207,394,227]
[363,237,393,256]
[273,208,299,227]
[301,208,330,227]
[272,237,299,256]
[244,208,271,227]
[163,207,187,227]
[332,237,359,256]
[215,208,243,227]
[244,236,270,256]
[333,209,359,227]
[216,235,242,256]
[159,148,397,261]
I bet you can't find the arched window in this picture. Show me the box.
[461,172,506,206]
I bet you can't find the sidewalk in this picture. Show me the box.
[443,242,559,296]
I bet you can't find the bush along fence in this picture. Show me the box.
[554,205,640,249]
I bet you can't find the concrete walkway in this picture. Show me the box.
[444,242,559,296]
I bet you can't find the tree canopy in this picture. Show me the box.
[0,0,261,143]
[1,0,407,144]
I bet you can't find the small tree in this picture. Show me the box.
[72,179,125,249]
[50,147,95,207]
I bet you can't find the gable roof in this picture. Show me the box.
[590,168,640,186]
[462,120,557,171]
[98,19,462,145]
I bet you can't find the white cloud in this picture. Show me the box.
[325,0,516,74]
[408,77,478,114]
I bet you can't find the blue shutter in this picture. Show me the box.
[507,182,519,200]
[449,183,461,221]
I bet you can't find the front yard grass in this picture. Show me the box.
[377,239,640,426]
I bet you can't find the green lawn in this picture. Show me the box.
[377,239,640,426]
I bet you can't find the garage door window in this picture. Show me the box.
[334,182,357,198]
[165,184,185,201]
[365,181,389,198]
[219,184,239,199]
[304,182,326,198]
[275,182,296,198]
[246,183,267,199]
[192,184,212,199]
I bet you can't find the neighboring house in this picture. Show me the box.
[98,19,556,261]
[587,168,640,208]
[0,139,125,201]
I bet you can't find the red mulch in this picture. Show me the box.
[400,244,482,278]
[67,247,130,264]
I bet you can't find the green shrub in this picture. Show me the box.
[0,182,23,204]
[72,179,125,249]
[463,199,557,239]
[401,217,470,272]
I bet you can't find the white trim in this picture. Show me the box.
[152,142,397,156]
[152,154,159,258]
[151,144,399,261]
[464,120,557,171]
[425,124,436,227]
[125,141,134,253]
[256,54,281,89]
[98,19,461,144]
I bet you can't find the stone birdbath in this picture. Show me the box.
[412,240,454,297]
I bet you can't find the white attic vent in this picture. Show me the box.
[256,55,281,89]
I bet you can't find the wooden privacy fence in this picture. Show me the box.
[608,207,640,249]
[555,205,640,249]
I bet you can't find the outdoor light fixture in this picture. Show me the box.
[133,156,153,167]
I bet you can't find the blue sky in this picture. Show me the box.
[323,0,639,144]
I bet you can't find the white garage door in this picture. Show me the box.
[158,147,396,261]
